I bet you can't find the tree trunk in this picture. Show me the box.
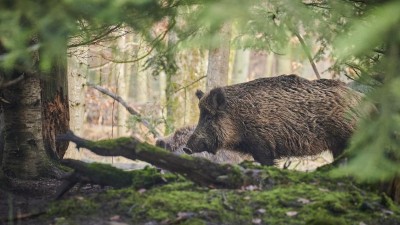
[206,23,231,91]
[116,30,129,137]
[2,74,51,178]
[41,52,70,160]
[231,49,250,84]
[164,32,178,134]
[1,43,68,179]
[64,47,88,159]
[249,51,268,80]
[0,108,4,169]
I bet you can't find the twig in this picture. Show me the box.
[174,75,207,93]
[87,82,162,138]
[293,32,321,79]
[68,24,123,48]
[0,73,25,90]
[99,21,175,64]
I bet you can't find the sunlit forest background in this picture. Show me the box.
[66,25,342,169]
[1,0,399,182]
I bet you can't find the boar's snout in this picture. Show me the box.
[186,136,216,154]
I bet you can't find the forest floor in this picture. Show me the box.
[1,123,399,224]
[0,177,112,225]
[1,163,400,225]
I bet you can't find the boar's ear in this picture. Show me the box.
[209,87,226,111]
[195,89,204,99]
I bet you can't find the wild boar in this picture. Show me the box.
[185,74,363,166]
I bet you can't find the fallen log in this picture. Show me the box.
[57,131,260,189]
[55,160,180,199]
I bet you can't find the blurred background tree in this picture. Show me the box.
[0,0,399,201]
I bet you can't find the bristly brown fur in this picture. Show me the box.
[187,74,364,165]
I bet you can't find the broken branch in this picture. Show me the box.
[57,131,260,189]
[87,82,162,138]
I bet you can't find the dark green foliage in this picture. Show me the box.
[0,0,176,72]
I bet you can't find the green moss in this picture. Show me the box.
[90,137,133,149]
[81,164,183,189]
[180,218,206,225]
[130,166,183,189]
[87,162,133,187]
[137,190,220,221]
[306,212,346,225]
[48,197,98,216]
[44,166,400,224]
[381,192,399,212]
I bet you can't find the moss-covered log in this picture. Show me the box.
[57,131,259,189]
[55,159,181,198]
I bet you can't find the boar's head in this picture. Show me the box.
[155,139,172,151]
[156,126,195,153]
[185,88,239,155]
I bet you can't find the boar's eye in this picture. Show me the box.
[200,109,213,122]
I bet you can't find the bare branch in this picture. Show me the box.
[0,73,25,90]
[99,22,174,64]
[293,32,321,79]
[87,82,162,138]
[99,47,154,64]
[174,75,207,93]
[68,24,123,48]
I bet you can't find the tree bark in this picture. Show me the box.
[41,51,70,160]
[231,49,250,84]
[2,74,51,178]
[64,46,88,159]
[1,40,68,179]
[116,29,129,137]
[0,107,4,169]
[206,23,231,91]
[249,51,268,79]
